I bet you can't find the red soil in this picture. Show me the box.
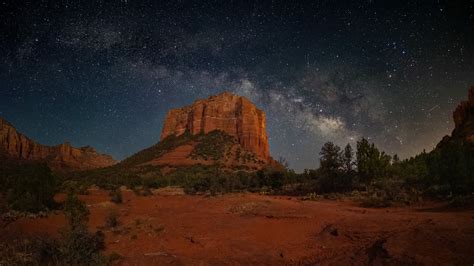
[1,189,474,265]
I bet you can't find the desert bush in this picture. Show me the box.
[109,188,123,204]
[59,226,105,265]
[142,175,165,189]
[190,130,236,161]
[60,192,106,264]
[105,251,123,264]
[105,210,119,228]
[448,195,474,207]
[62,180,89,195]
[302,192,320,201]
[3,163,58,213]
[0,237,60,265]
[63,191,90,229]
[359,193,392,208]
[358,178,421,208]
[141,187,153,196]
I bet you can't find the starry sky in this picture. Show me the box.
[1,0,473,171]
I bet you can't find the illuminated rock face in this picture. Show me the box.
[452,87,474,142]
[160,92,270,161]
[0,117,116,171]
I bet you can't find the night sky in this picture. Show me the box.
[1,1,473,171]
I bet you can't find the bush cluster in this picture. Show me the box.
[0,162,58,213]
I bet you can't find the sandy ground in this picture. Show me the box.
[1,189,474,265]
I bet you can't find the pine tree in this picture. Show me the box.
[320,142,342,172]
[318,142,343,192]
[343,143,354,173]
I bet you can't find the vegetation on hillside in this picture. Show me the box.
[0,160,59,213]
[54,133,474,208]
[190,130,236,161]
[2,129,471,215]
[120,130,194,167]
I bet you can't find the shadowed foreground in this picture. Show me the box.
[1,189,473,265]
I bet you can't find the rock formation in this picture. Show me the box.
[451,86,474,142]
[0,117,116,172]
[120,92,279,172]
[160,92,270,160]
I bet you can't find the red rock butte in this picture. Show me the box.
[160,92,270,161]
[0,117,116,172]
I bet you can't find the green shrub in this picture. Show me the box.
[105,251,123,263]
[109,188,123,204]
[60,192,105,264]
[3,163,58,213]
[62,180,89,195]
[190,130,236,161]
[58,227,105,265]
[302,192,319,201]
[63,191,90,229]
[449,195,474,207]
[141,187,153,196]
[0,237,60,265]
[359,193,392,208]
[105,210,119,228]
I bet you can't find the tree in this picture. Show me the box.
[342,143,354,173]
[320,142,343,173]
[392,154,400,164]
[318,142,344,192]
[356,138,391,184]
[427,140,474,194]
[6,163,57,213]
[277,156,289,170]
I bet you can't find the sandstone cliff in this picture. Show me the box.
[160,92,270,161]
[0,117,116,172]
[451,86,474,142]
[117,92,278,172]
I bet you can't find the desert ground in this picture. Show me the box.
[1,188,474,265]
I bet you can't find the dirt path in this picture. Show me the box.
[1,190,474,265]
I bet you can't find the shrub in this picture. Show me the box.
[302,192,319,201]
[63,191,90,229]
[109,188,123,204]
[58,227,105,265]
[62,180,89,195]
[190,130,236,161]
[4,163,57,213]
[105,210,119,228]
[60,192,105,264]
[142,187,153,196]
[358,178,420,208]
[106,251,123,263]
[0,237,60,265]
[359,193,392,208]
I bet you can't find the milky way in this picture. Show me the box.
[1,1,473,171]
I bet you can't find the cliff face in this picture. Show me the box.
[451,86,474,142]
[0,117,116,172]
[160,92,270,161]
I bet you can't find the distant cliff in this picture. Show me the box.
[0,117,116,172]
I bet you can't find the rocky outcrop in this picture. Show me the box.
[160,92,270,161]
[451,86,474,142]
[0,117,116,172]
